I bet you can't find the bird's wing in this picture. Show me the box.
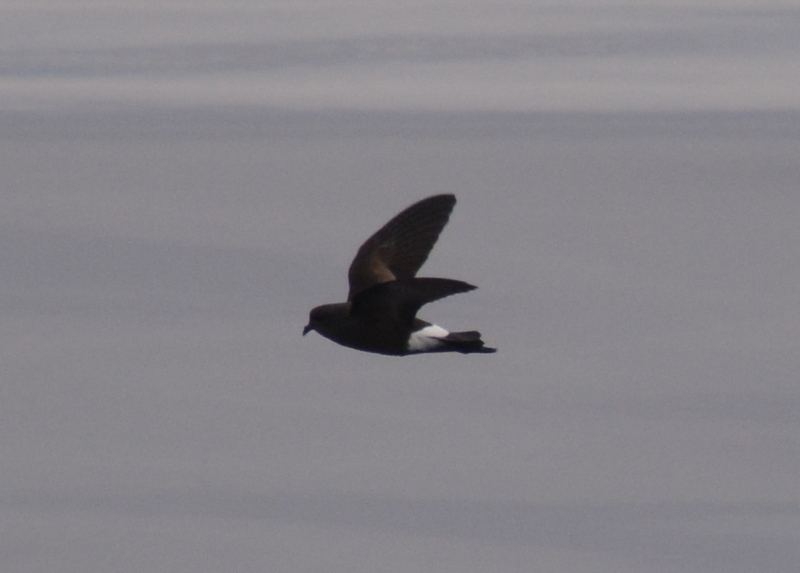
[351,278,476,325]
[347,194,456,300]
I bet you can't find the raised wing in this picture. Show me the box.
[347,194,456,300]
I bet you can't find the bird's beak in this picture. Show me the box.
[302,324,312,336]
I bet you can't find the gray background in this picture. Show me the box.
[2,2,799,572]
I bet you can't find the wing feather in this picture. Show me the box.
[347,194,456,299]
[351,278,476,325]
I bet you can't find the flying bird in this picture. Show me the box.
[303,194,496,355]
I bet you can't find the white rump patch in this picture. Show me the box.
[407,324,450,353]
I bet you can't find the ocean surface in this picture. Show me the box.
[2,2,799,572]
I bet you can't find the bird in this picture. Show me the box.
[303,194,496,356]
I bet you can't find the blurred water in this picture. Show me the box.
[1,2,799,573]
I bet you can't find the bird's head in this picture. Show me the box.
[303,302,350,337]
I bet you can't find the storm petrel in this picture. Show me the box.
[303,194,496,355]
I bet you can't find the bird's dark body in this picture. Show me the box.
[303,195,495,356]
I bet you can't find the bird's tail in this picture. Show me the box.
[443,331,497,354]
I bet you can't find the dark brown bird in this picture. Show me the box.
[303,194,496,356]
